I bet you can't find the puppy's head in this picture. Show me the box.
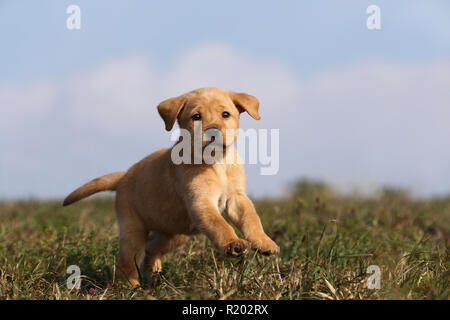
[157,87,260,148]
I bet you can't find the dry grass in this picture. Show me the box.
[0,181,448,299]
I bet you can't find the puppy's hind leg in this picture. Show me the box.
[115,196,148,287]
[145,233,190,273]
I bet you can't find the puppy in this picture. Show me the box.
[63,87,279,287]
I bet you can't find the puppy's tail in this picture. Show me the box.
[63,172,126,206]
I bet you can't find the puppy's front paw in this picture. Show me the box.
[251,237,280,256]
[223,239,250,257]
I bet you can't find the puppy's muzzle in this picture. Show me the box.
[204,127,222,143]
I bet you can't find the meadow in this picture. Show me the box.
[0,181,448,300]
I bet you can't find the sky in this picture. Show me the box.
[0,0,449,199]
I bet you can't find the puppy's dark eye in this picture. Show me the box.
[222,111,230,118]
[192,113,201,121]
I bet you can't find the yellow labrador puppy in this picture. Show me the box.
[63,87,279,287]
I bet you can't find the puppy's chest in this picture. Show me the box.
[213,165,239,214]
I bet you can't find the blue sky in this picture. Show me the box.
[2,1,449,83]
[0,1,449,199]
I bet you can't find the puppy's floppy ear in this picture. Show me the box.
[157,95,187,131]
[229,91,260,120]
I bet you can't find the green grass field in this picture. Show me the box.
[0,181,448,300]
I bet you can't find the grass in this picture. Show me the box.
[0,180,448,300]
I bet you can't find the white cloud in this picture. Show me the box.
[287,60,450,197]
[0,43,449,198]
[0,82,55,132]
